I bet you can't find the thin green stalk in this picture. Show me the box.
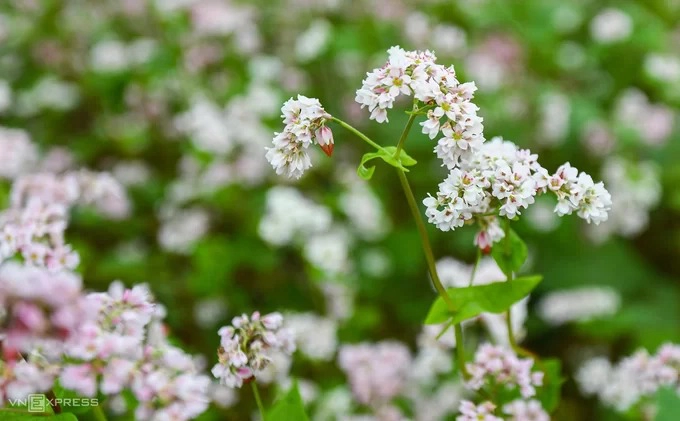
[91,405,108,421]
[396,169,469,379]
[45,390,61,414]
[330,117,383,150]
[468,248,482,287]
[500,220,536,359]
[396,170,454,310]
[393,112,418,158]
[251,382,266,421]
[334,114,470,378]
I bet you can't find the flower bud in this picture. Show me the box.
[315,126,334,157]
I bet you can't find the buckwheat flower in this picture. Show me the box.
[503,399,549,421]
[538,92,570,146]
[590,8,632,44]
[548,163,612,224]
[576,357,612,397]
[0,127,37,179]
[474,216,505,253]
[466,344,543,399]
[644,53,680,83]
[285,313,338,361]
[0,262,89,356]
[576,344,680,412]
[614,88,673,146]
[266,95,334,179]
[537,286,621,326]
[0,358,59,405]
[355,46,484,166]
[258,187,332,246]
[589,158,661,241]
[338,341,411,407]
[456,400,502,421]
[338,180,389,240]
[10,170,130,219]
[304,229,351,274]
[158,207,210,254]
[322,282,355,321]
[131,345,211,421]
[212,311,295,388]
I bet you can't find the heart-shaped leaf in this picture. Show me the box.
[424,275,542,324]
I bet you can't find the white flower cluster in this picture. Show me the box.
[537,286,621,326]
[456,398,549,421]
[266,95,334,179]
[284,313,338,362]
[424,137,612,248]
[258,187,332,245]
[355,46,484,168]
[577,343,680,411]
[588,157,661,241]
[212,312,295,388]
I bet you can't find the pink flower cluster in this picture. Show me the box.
[59,282,211,420]
[355,46,484,166]
[11,170,130,220]
[0,358,59,406]
[266,95,334,179]
[0,262,89,357]
[338,341,412,407]
[456,400,502,421]
[212,311,295,388]
[465,344,544,399]
[0,200,78,272]
[503,399,549,421]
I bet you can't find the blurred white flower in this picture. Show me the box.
[537,286,621,326]
[538,92,571,146]
[644,53,680,83]
[590,8,633,44]
[158,207,210,254]
[296,20,331,62]
[285,313,338,361]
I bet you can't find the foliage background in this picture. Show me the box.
[2,0,680,419]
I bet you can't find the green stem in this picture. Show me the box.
[499,220,536,359]
[396,169,469,379]
[330,117,383,150]
[91,405,108,421]
[468,248,482,287]
[251,382,266,420]
[45,390,61,414]
[334,114,469,379]
[393,111,418,158]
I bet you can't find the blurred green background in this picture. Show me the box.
[1,0,680,419]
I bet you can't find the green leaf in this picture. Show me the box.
[491,228,528,277]
[536,359,564,412]
[655,387,680,421]
[53,382,91,414]
[424,275,542,324]
[267,381,309,421]
[356,151,382,180]
[382,147,417,166]
[356,148,417,179]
